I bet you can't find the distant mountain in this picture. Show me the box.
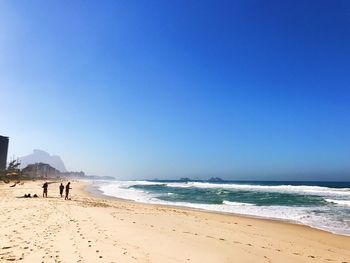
[19,149,67,172]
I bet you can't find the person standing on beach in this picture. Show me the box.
[59,183,64,197]
[65,182,71,200]
[42,182,48,198]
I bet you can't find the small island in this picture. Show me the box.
[208,177,224,182]
[179,177,192,182]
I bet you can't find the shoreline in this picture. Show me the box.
[1,179,349,262]
[86,180,350,238]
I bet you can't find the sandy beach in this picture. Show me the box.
[0,180,349,263]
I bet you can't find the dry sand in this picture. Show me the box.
[0,180,349,263]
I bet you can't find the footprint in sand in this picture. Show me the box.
[2,247,12,250]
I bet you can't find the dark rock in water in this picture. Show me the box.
[208,177,224,182]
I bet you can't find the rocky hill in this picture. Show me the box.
[19,150,67,172]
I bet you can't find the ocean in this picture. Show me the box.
[95,180,350,236]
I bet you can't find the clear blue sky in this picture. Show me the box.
[1,1,349,180]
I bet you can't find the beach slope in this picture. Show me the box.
[0,181,349,263]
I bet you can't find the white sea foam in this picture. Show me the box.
[165,182,350,197]
[166,182,192,188]
[97,181,350,236]
[223,200,254,206]
[325,199,350,206]
[99,182,156,203]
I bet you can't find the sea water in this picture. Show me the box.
[96,180,350,236]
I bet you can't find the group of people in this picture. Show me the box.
[42,182,72,200]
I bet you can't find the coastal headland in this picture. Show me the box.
[0,180,349,263]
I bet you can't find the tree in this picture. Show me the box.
[0,160,21,179]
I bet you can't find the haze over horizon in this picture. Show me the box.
[1,1,349,181]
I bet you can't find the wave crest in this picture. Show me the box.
[325,199,350,206]
[223,200,254,206]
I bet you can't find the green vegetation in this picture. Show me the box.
[0,160,21,182]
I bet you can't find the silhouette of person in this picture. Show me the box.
[59,183,64,197]
[65,182,71,200]
[42,182,48,198]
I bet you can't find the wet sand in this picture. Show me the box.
[0,180,349,263]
